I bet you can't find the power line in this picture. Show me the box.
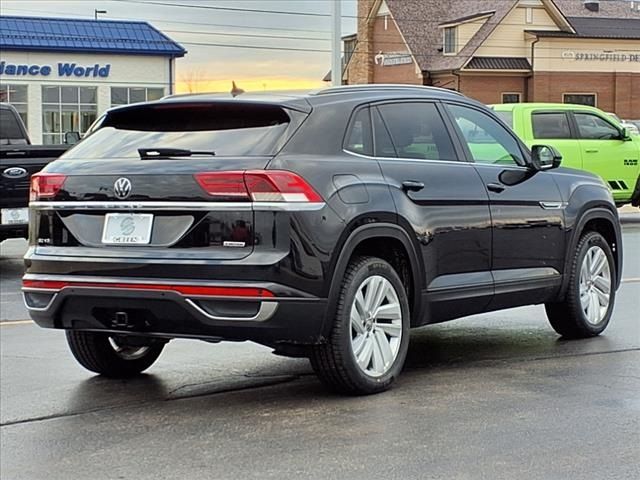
[112,0,353,18]
[162,29,327,42]
[1,26,630,54]
[0,6,334,35]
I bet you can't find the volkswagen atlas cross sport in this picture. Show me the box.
[23,85,622,395]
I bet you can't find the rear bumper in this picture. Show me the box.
[23,274,328,346]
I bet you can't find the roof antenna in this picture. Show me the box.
[231,81,245,97]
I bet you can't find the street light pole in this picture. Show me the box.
[94,9,107,20]
[331,0,342,86]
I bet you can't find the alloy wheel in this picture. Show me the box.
[350,275,403,377]
[108,337,151,361]
[579,245,611,325]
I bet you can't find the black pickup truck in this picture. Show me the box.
[1,103,73,242]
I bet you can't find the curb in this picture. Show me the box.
[620,213,640,225]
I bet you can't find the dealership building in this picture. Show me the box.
[0,16,186,144]
[344,0,640,117]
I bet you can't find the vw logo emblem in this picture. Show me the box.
[113,177,132,199]
[2,167,28,179]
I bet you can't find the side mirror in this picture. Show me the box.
[621,128,632,141]
[64,131,81,145]
[530,145,562,171]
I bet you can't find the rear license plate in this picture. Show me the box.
[1,207,29,225]
[102,213,153,245]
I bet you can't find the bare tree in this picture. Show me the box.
[180,68,206,93]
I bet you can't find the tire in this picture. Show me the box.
[545,231,616,339]
[311,256,410,395]
[66,331,165,377]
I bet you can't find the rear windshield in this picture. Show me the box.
[493,110,514,129]
[0,108,28,144]
[61,102,302,159]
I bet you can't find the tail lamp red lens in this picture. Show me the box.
[22,279,274,298]
[30,173,67,202]
[194,170,322,203]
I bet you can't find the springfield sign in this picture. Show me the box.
[562,51,640,62]
[0,60,111,78]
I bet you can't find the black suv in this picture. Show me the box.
[23,86,622,394]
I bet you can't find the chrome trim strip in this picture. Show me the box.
[539,201,565,210]
[185,299,278,322]
[30,201,325,212]
[343,149,472,166]
[254,202,324,212]
[22,273,261,289]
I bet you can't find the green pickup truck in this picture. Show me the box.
[491,103,640,207]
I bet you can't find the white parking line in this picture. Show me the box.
[0,320,34,326]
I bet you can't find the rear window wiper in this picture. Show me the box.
[138,148,216,159]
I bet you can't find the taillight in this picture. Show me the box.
[30,173,66,202]
[194,170,322,203]
[22,279,274,298]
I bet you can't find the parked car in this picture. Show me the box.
[23,86,622,394]
[606,113,640,136]
[0,103,74,242]
[492,103,640,207]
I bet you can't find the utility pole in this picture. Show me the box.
[331,0,342,86]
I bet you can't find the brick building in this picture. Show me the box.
[343,0,640,118]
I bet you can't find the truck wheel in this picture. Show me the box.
[311,256,410,395]
[66,331,165,377]
[545,231,616,338]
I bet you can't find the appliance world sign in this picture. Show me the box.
[0,61,111,77]
[562,51,640,62]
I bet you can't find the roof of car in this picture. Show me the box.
[160,85,466,109]
[492,103,604,112]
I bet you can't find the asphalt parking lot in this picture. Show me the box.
[1,227,639,480]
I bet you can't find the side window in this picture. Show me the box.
[448,104,524,166]
[532,112,572,139]
[376,103,457,161]
[372,108,396,157]
[344,107,372,156]
[574,113,620,140]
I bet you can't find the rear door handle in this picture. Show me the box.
[486,183,505,193]
[585,149,599,153]
[402,181,425,192]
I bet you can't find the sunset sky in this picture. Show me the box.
[1,0,358,93]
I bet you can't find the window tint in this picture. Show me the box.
[345,108,372,156]
[61,103,298,159]
[448,104,524,166]
[376,103,456,161]
[532,112,572,139]
[372,108,396,157]
[574,113,620,140]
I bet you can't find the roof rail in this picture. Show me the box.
[312,84,464,97]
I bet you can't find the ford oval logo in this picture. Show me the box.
[113,177,132,199]
[2,167,28,179]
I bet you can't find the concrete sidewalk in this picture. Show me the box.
[619,204,640,224]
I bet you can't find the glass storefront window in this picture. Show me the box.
[41,86,97,144]
[110,87,165,106]
[0,84,29,126]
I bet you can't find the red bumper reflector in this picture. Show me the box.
[22,280,274,298]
